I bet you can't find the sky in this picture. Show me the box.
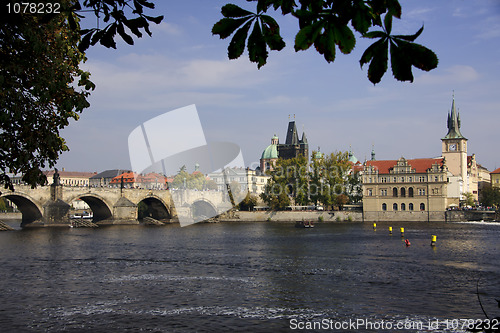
[55,0,500,174]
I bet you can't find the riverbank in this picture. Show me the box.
[0,212,21,220]
[221,211,362,222]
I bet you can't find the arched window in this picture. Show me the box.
[420,203,425,211]
[393,187,398,197]
[408,187,414,197]
[401,203,406,211]
[401,188,406,197]
[409,203,414,211]
[393,203,398,211]
[382,203,387,211]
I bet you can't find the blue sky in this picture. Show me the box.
[56,0,500,174]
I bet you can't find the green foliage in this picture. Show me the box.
[1,1,95,190]
[317,215,324,222]
[205,179,218,191]
[360,13,438,83]
[260,156,308,209]
[212,3,285,68]
[480,185,500,208]
[310,151,351,209]
[238,192,259,211]
[462,192,476,207]
[213,0,437,83]
[170,166,207,190]
[334,193,349,210]
[346,171,362,203]
[1,0,162,191]
[0,198,9,211]
[75,0,163,51]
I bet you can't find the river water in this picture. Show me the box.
[0,221,498,332]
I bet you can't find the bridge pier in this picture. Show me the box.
[42,183,71,226]
[101,196,139,225]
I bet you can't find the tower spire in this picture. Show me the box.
[443,94,466,140]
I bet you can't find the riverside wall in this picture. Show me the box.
[222,211,363,222]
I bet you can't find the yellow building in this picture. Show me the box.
[44,170,96,187]
[362,97,489,221]
[491,168,500,188]
[363,157,449,222]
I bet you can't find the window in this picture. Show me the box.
[420,203,425,211]
[393,187,398,197]
[408,176,413,182]
[409,187,414,197]
[418,189,426,196]
[401,188,406,197]
[381,177,387,183]
[382,203,387,211]
[419,176,425,182]
[401,203,406,211]
[393,203,398,211]
[409,203,414,211]
[401,177,405,182]
[380,189,387,196]
[368,189,373,196]
[434,176,438,182]
[393,177,397,183]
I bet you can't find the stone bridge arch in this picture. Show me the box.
[67,194,113,223]
[0,192,43,226]
[137,195,171,221]
[191,199,217,221]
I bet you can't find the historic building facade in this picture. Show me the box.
[260,120,309,172]
[491,168,500,188]
[363,157,449,221]
[362,97,489,221]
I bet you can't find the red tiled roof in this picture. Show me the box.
[110,172,168,184]
[110,172,139,183]
[365,158,444,174]
[491,168,500,174]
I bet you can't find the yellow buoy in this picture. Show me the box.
[431,235,437,246]
[400,227,404,236]
[389,227,393,234]
[373,223,377,230]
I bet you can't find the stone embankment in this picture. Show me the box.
[221,211,363,222]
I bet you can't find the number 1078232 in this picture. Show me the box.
[6,2,61,14]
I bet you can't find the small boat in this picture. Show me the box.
[70,212,93,219]
[295,220,314,228]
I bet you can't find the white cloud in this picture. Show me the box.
[417,65,480,85]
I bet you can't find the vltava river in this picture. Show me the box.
[0,221,498,332]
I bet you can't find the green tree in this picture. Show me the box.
[462,192,475,207]
[334,193,349,210]
[0,197,9,212]
[480,185,500,208]
[1,0,162,191]
[212,0,437,83]
[1,0,94,190]
[260,156,309,209]
[238,192,259,211]
[205,178,218,191]
[318,151,350,209]
[346,170,363,204]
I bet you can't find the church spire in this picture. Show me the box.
[443,95,466,140]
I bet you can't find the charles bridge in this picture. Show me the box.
[0,183,232,227]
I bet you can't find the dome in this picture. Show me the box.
[348,151,358,164]
[314,151,323,159]
[261,144,278,160]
